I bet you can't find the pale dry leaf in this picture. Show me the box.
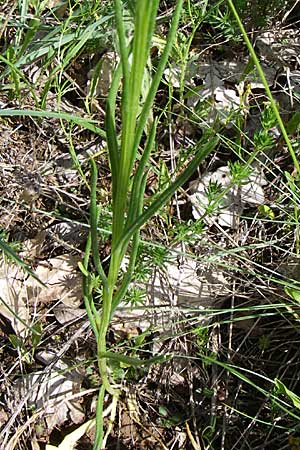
[0,253,82,336]
[115,250,228,332]
[53,304,85,325]
[182,59,276,111]
[0,261,30,337]
[26,254,82,307]
[163,60,198,88]
[45,419,94,450]
[189,166,267,228]
[47,0,68,16]
[87,52,115,98]
[200,72,224,99]
[31,436,41,450]
[256,29,300,67]
[21,231,47,259]
[12,351,84,434]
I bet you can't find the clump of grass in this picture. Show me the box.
[80,1,219,446]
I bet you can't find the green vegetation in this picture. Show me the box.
[0,0,300,449]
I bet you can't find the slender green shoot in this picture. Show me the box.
[227,0,300,174]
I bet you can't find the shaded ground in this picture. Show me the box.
[1,2,300,449]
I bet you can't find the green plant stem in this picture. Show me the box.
[118,135,219,253]
[111,169,149,316]
[105,62,122,200]
[111,0,159,248]
[85,2,206,446]
[227,0,300,174]
[97,286,117,396]
[82,236,99,338]
[90,159,108,287]
[93,384,105,450]
[90,159,116,397]
[126,119,157,227]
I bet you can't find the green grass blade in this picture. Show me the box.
[16,0,29,46]
[227,0,300,174]
[201,354,300,421]
[17,17,40,58]
[0,55,39,104]
[1,16,113,79]
[99,351,171,367]
[93,384,105,450]
[125,0,161,175]
[90,159,108,287]
[111,1,158,242]
[82,235,99,338]
[105,62,122,198]
[126,118,157,228]
[110,231,140,315]
[0,109,105,136]
[115,0,130,95]
[0,238,46,287]
[111,170,148,314]
[132,0,184,160]
[119,135,219,252]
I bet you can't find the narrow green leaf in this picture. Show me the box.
[119,136,219,252]
[285,286,300,303]
[111,170,149,315]
[0,109,105,137]
[89,159,108,287]
[132,0,184,163]
[78,261,89,277]
[0,238,46,287]
[227,0,300,174]
[286,112,300,135]
[99,351,172,368]
[82,235,99,339]
[126,118,157,228]
[275,379,300,410]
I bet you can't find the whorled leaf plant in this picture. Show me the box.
[82,1,219,448]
